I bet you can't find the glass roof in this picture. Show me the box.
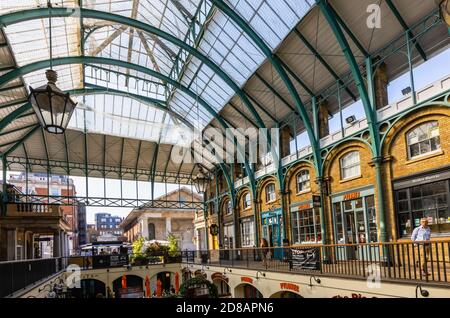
[1,0,314,133]
[70,93,193,145]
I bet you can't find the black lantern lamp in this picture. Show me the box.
[193,167,208,194]
[28,1,77,134]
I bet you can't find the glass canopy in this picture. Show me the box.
[1,0,314,131]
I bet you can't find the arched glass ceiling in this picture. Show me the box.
[0,0,315,131]
[69,93,193,145]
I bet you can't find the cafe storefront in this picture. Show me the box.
[261,208,283,259]
[331,186,378,260]
[393,166,450,238]
[290,201,322,245]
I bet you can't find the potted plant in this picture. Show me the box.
[131,237,148,266]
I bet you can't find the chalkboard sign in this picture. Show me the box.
[92,254,129,269]
[109,254,128,267]
[289,247,321,271]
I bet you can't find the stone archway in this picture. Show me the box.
[70,279,106,298]
[269,290,303,298]
[234,283,264,298]
[112,275,143,298]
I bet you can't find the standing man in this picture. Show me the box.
[411,218,431,276]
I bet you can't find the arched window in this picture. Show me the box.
[296,170,311,193]
[340,151,361,180]
[225,200,232,215]
[148,222,155,240]
[265,183,276,202]
[243,193,251,209]
[407,121,440,159]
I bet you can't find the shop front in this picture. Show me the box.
[331,186,378,260]
[221,222,235,261]
[261,208,283,259]
[290,201,322,245]
[393,167,450,238]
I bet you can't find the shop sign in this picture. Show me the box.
[298,203,312,210]
[343,192,360,201]
[241,276,253,284]
[289,247,321,271]
[393,169,450,190]
[332,293,377,298]
[280,282,299,293]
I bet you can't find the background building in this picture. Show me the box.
[95,213,124,239]
[86,224,97,243]
[121,187,201,250]
[7,173,80,254]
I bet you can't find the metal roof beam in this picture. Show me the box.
[294,29,357,101]
[0,4,270,178]
[0,99,28,110]
[327,2,369,58]
[255,73,297,114]
[0,57,253,181]
[228,101,259,128]
[385,0,427,61]
[277,57,314,97]
[0,103,31,132]
[89,25,128,56]
[0,83,24,93]
[0,123,37,137]
[211,0,320,177]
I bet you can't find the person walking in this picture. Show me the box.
[260,238,269,268]
[411,218,431,276]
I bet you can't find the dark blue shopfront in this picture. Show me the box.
[261,209,283,259]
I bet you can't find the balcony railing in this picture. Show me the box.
[6,203,62,217]
[181,241,450,285]
[0,258,64,298]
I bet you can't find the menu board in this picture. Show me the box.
[109,254,128,267]
[289,247,321,271]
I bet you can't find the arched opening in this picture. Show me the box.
[148,222,156,240]
[234,283,263,298]
[112,275,143,298]
[151,271,174,295]
[70,279,106,298]
[270,291,303,298]
[213,278,231,298]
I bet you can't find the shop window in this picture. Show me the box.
[240,219,255,247]
[296,170,311,193]
[265,183,276,202]
[407,121,440,159]
[340,151,361,180]
[291,208,321,244]
[243,193,251,209]
[396,180,449,236]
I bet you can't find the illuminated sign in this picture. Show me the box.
[343,192,360,201]
[241,277,253,284]
[280,282,299,293]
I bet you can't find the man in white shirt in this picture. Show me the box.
[411,218,431,276]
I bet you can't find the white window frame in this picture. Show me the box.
[406,121,440,159]
[243,193,251,209]
[340,151,361,180]
[265,183,276,203]
[296,170,311,193]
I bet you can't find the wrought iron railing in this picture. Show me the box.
[0,258,64,298]
[7,193,202,209]
[181,241,450,285]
